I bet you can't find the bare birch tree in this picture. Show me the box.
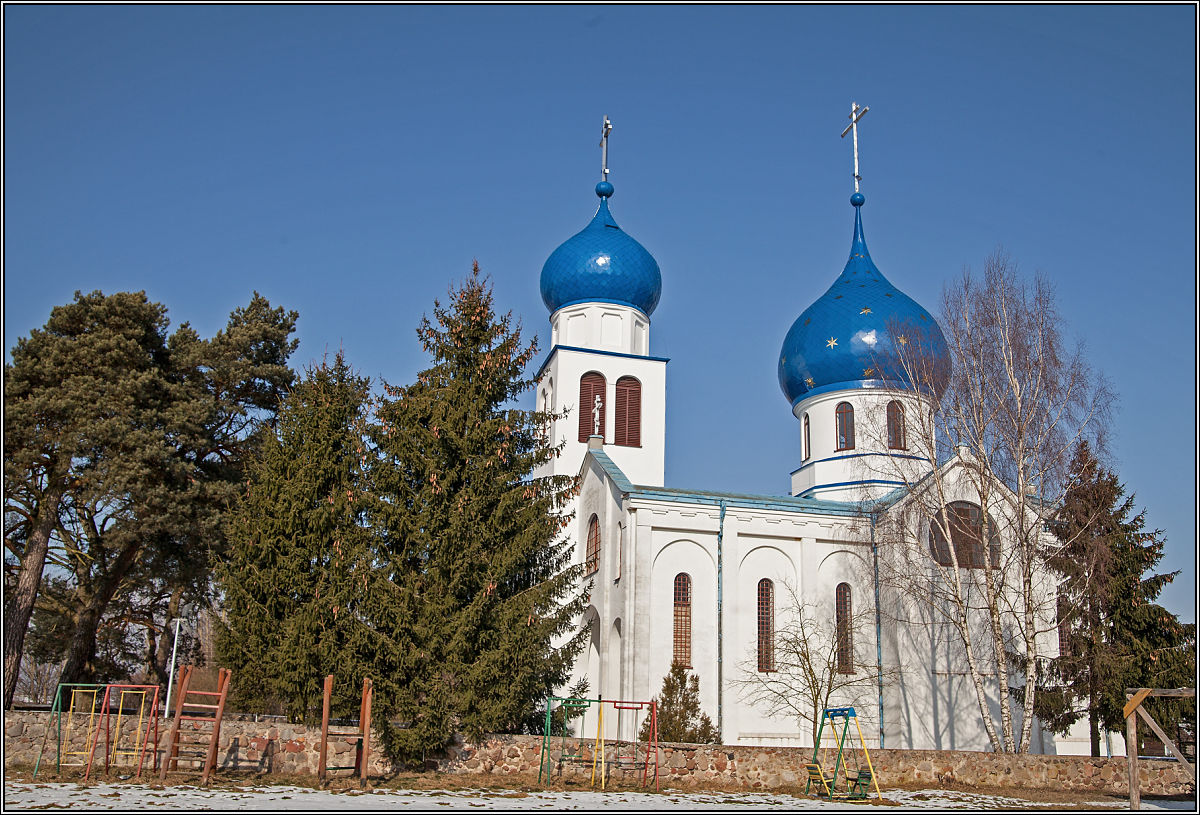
[857,250,1110,753]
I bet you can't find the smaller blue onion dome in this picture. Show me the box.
[540,182,662,317]
[778,193,951,407]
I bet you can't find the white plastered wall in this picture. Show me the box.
[790,389,933,501]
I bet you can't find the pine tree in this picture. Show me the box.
[366,264,585,763]
[1038,441,1195,755]
[4,290,298,704]
[639,661,719,744]
[216,352,374,722]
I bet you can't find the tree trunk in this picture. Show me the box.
[3,486,63,709]
[57,539,143,686]
[1088,599,1102,757]
[152,587,185,686]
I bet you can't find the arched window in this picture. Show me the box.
[757,578,775,672]
[673,573,692,668]
[835,402,855,451]
[802,413,811,461]
[836,583,853,674]
[578,372,606,443]
[614,376,642,447]
[929,502,1001,569]
[584,515,601,576]
[887,400,906,450]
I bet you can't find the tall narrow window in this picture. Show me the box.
[614,376,642,447]
[584,515,601,576]
[802,413,811,461]
[578,372,606,442]
[673,573,692,667]
[1057,594,1071,659]
[835,402,855,451]
[757,578,775,672]
[887,400,906,450]
[836,583,853,673]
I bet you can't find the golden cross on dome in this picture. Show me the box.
[840,102,870,193]
[826,337,838,348]
[600,115,612,182]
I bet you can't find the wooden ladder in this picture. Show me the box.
[159,666,232,784]
[318,674,373,787]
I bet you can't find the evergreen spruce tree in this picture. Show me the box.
[1037,441,1195,755]
[639,661,719,744]
[366,264,585,763]
[216,352,374,722]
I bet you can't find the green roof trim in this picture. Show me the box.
[585,449,872,518]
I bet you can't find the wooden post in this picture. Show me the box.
[318,674,333,786]
[1126,697,1140,810]
[359,678,373,787]
[159,666,193,781]
[201,668,231,785]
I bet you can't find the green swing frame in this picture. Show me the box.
[803,706,881,800]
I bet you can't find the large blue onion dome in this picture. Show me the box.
[778,193,951,407]
[540,182,662,317]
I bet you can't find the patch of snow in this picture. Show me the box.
[3,781,1194,811]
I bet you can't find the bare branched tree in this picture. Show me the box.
[731,580,890,746]
[854,250,1111,753]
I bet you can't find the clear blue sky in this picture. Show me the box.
[4,6,1196,623]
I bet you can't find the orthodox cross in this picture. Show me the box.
[600,115,612,181]
[593,394,603,435]
[839,102,870,193]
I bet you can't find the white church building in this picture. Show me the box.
[531,119,1103,756]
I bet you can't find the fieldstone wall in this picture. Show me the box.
[440,734,1194,797]
[5,710,1193,797]
[3,710,388,778]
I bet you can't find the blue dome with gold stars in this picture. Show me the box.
[540,182,662,317]
[778,193,951,407]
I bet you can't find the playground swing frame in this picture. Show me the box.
[537,696,659,791]
[33,682,162,781]
[803,706,881,801]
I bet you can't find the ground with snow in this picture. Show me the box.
[3,779,1195,811]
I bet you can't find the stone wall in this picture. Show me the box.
[5,711,1193,797]
[441,734,1194,796]
[3,710,387,778]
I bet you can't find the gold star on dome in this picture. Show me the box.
[860,307,872,315]
[897,335,908,346]
[863,367,876,377]
[826,337,838,348]
[805,376,815,388]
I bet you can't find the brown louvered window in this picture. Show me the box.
[1057,594,1071,659]
[578,372,606,443]
[836,582,853,674]
[835,402,855,451]
[614,376,642,447]
[802,413,811,461]
[887,400,906,450]
[673,573,692,667]
[928,502,1000,569]
[757,579,775,672]
[584,515,600,576]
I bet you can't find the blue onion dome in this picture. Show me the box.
[778,193,951,407]
[540,182,662,316]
